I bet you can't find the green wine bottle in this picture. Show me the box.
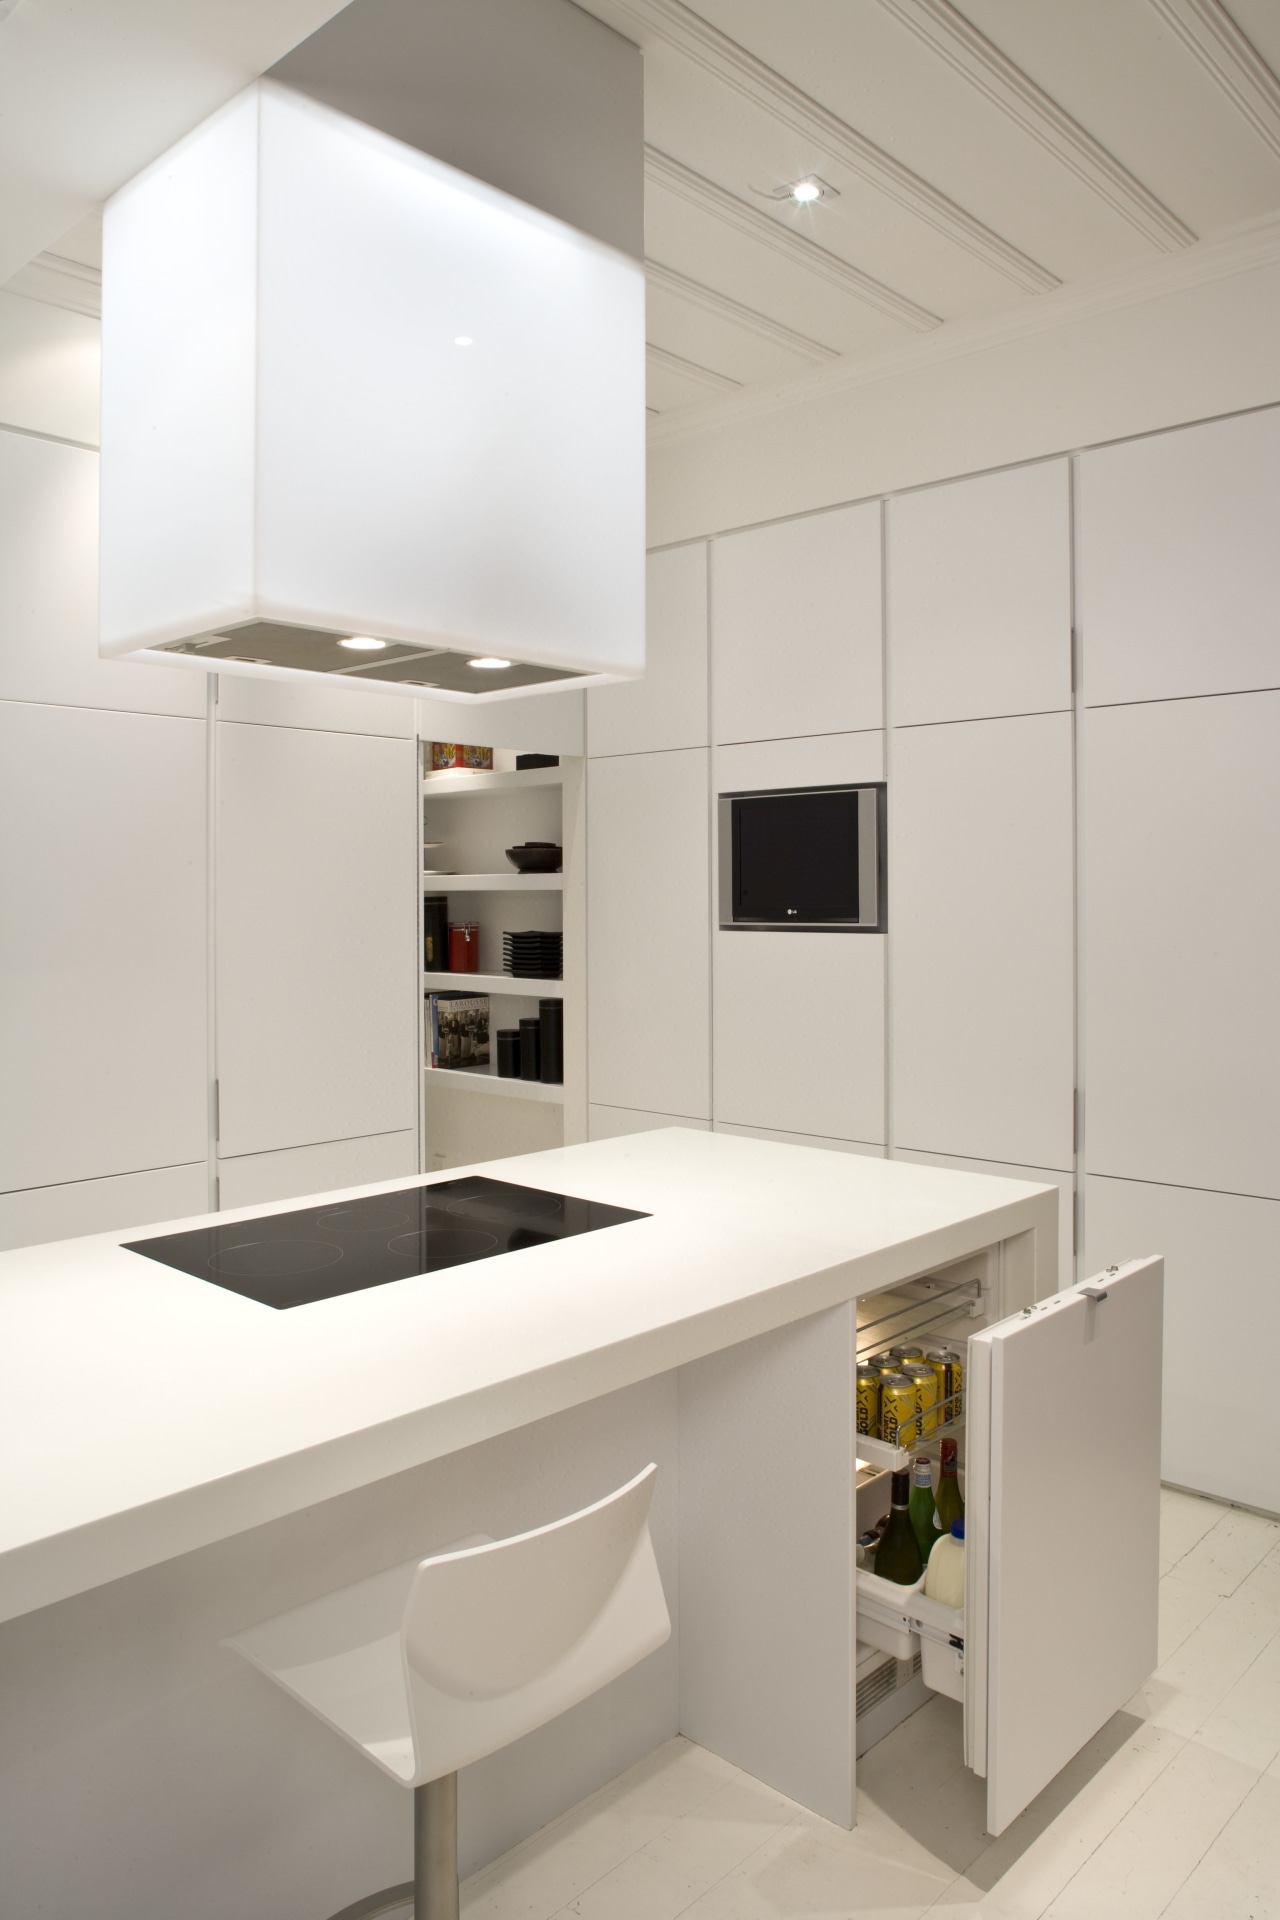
[874,1469,923,1585]
[933,1437,964,1540]
[908,1455,938,1563]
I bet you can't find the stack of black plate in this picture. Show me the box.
[503,930,563,980]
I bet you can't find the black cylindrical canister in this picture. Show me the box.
[518,1017,542,1081]
[538,998,564,1084]
[496,1029,521,1078]
[423,894,449,970]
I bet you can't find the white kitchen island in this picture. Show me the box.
[0,1130,1071,1920]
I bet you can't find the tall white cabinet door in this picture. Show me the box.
[887,459,1071,726]
[215,723,418,1159]
[967,1260,1162,1836]
[1078,408,1280,705]
[587,749,710,1119]
[1085,1175,1280,1511]
[588,544,707,757]
[711,503,881,745]
[0,705,207,1192]
[1083,692,1280,1200]
[714,931,885,1144]
[890,712,1074,1171]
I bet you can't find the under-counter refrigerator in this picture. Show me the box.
[680,1242,1162,1843]
[855,1256,1162,1835]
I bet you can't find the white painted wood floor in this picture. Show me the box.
[462,1489,1280,1920]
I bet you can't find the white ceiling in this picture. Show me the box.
[573,0,1280,418]
[6,0,1280,433]
[0,0,350,285]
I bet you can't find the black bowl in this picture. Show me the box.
[505,844,563,873]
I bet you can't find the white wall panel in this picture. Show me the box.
[415,690,585,758]
[216,673,413,738]
[216,723,418,1159]
[888,459,1071,726]
[0,432,204,717]
[1083,692,1280,1199]
[586,749,710,1118]
[0,1164,208,1254]
[588,543,707,757]
[588,1106,711,1141]
[894,1149,1071,1296]
[217,1131,418,1211]
[714,730,883,794]
[711,502,882,745]
[891,712,1074,1170]
[1086,1175,1279,1511]
[714,930,885,1143]
[1078,407,1280,705]
[0,293,100,446]
[0,704,207,1192]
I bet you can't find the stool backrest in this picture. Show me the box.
[402,1463,668,1784]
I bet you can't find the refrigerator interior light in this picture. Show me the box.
[98,81,645,701]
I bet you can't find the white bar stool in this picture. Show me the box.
[224,1464,669,1920]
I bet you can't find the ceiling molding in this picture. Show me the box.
[647,207,1280,446]
[646,147,940,332]
[3,250,101,317]
[1148,0,1280,159]
[646,341,743,395]
[879,0,1195,251]
[608,0,1058,292]
[646,258,841,364]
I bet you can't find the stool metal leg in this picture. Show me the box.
[321,1771,458,1920]
[415,1772,459,1920]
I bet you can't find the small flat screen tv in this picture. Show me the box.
[718,784,884,931]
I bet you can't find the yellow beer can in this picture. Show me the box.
[935,1345,964,1420]
[902,1360,941,1437]
[879,1371,918,1446]
[855,1363,881,1437]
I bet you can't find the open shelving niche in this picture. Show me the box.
[417,747,586,1172]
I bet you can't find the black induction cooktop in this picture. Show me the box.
[124,1176,649,1310]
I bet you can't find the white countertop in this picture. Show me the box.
[0,1130,1055,1625]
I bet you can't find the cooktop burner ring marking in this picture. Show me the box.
[209,1240,345,1280]
[444,1191,564,1220]
[386,1226,499,1266]
[315,1203,413,1234]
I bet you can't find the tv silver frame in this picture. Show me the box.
[717,783,885,932]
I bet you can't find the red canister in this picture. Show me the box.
[448,923,480,971]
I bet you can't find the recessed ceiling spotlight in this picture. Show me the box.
[454,335,474,346]
[467,657,512,670]
[339,635,387,650]
[752,174,840,206]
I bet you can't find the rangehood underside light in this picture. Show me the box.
[98,81,645,701]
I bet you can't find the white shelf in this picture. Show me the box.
[422,871,563,892]
[423,971,563,997]
[423,1065,565,1103]
[422,766,562,795]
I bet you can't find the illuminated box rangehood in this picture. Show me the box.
[98,81,645,701]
